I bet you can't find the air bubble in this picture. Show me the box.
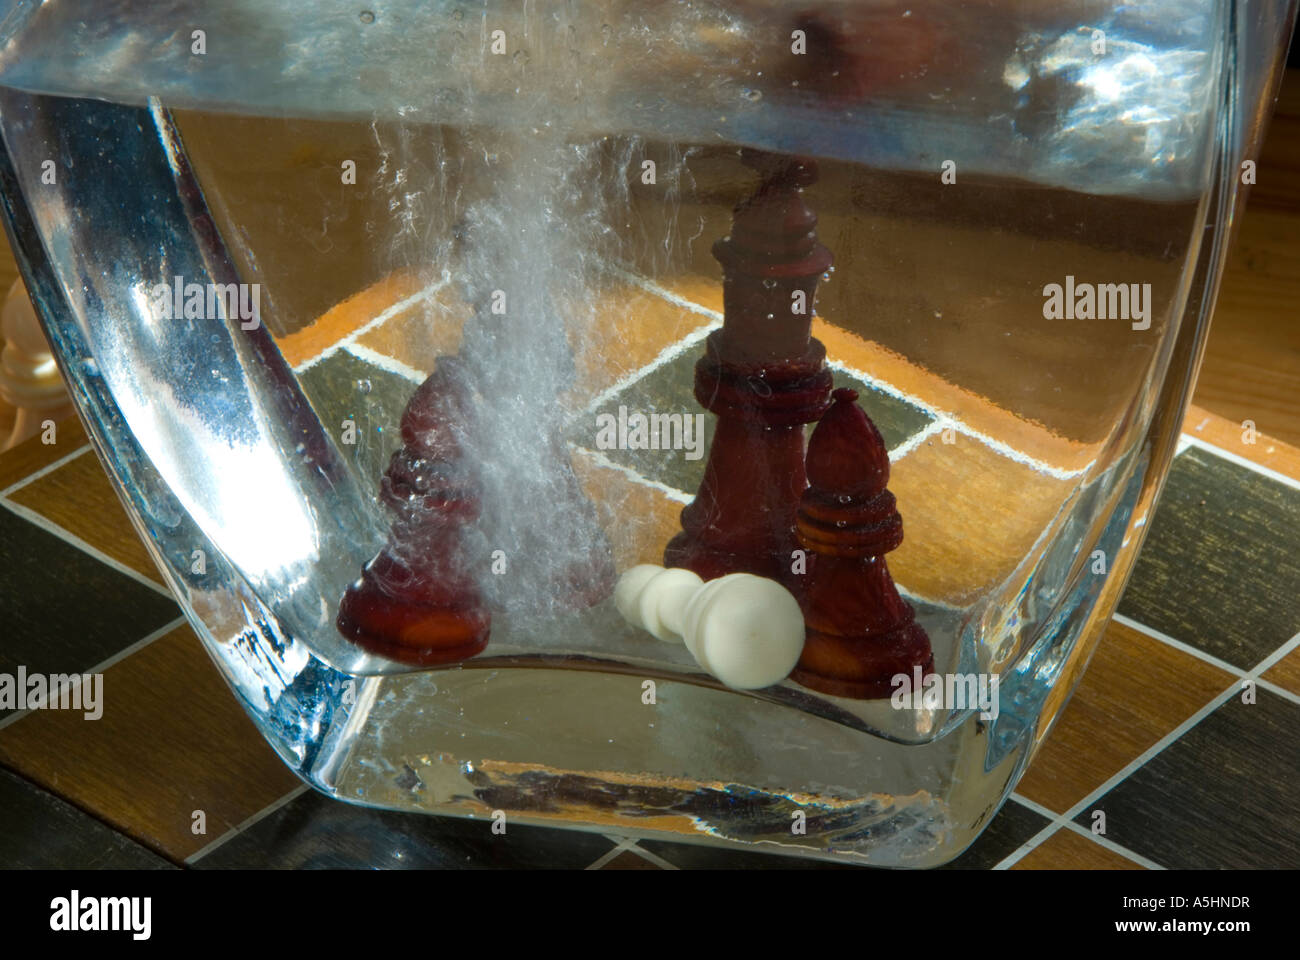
[359,10,374,24]
[742,87,762,102]
[358,379,372,394]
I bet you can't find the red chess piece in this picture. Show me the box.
[790,388,933,699]
[337,357,491,665]
[664,149,833,585]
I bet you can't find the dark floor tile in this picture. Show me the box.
[1118,447,1300,670]
[828,363,935,449]
[194,790,617,869]
[0,506,179,719]
[940,797,1051,869]
[1073,689,1300,869]
[0,766,172,869]
[633,797,1046,870]
[298,350,415,490]
[577,350,933,496]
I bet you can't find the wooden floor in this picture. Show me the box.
[1195,68,1300,446]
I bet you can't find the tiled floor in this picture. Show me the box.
[2,273,1298,870]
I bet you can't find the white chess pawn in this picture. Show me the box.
[615,564,805,690]
[0,279,72,451]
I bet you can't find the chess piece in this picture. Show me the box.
[665,149,833,586]
[337,357,491,665]
[0,280,73,451]
[616,563,805,690]
[790,388,933,699]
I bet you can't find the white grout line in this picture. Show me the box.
[0,497,173,599]
[292,275,449,375]
[887,417,949,461]
[1257,677,1300,708]
[991,819,1061,870]
[1244,627,1300,678]
[995,682,1240,872]
[1059,819,1167,870]
[0,615,187,732]
[570,444,693,504]
[1009,792,1164,869]
[585,835,639,870]
[606,270,1090,482]
[825,359,1092,482]
[991,577,1300,871]
[84,615,188,675]
[1177,433,1300,493]
[343,341,428,385]
[1112,613,1246,678]
[608,267,725,323]
[622,841,680,870]
[581,320,720,418]
[185,783,312,865]
[0,443,91,499]
[993,627,1300,870]
[1114,618,1300,707]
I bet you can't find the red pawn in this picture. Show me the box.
[790,388,933,699]
[337,357,491,666]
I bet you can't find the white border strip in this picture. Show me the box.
[1007,793,1164,869]
[0,443,92,499]
[344,341,428,385]
[1112,613,1244,677]
[0,614,187,732]
[1115,614,1300,707]
[292,274,449,375]
[571,444,693,505]
[993,683,1236,869]
[608,267,725,323]
[888,417,948,461]
[582,321,720,417]
[827,358,1090,481]
[585,836,639,870]
[0,498,172,599]
[996,627,1300,869]
[185,783,312,864]
[1177,433,1300,493]
[622,841,680,870]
